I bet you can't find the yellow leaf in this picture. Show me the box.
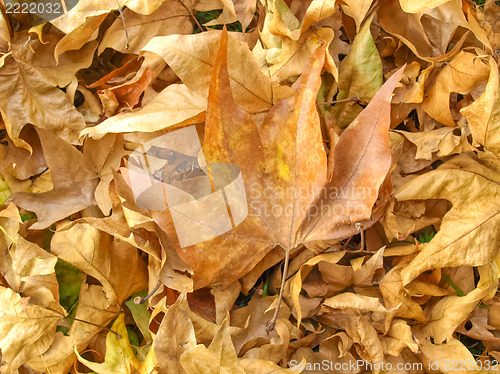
[340,0,374,31]
[301,0,338,32]
[76,314,158,374]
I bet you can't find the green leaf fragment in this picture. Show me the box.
[125,290,152,344]
[55,259,86,312]
[331,13,383,128]
[0,177,11,204]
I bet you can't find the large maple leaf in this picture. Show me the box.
[146,30,405,291]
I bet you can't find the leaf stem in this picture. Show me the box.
[134,280,162,304]
[68,316,123,339]
[180,0,206,32]
[115,0,130,50]
[48,306,123,339]
[355,222,364,251]
[266,248,290,333]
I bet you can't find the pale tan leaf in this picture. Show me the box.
[142,31,273,113]
[27,283,121,374]
[416,336,477,374]
[396,153,500,286]
[381,319,419,356]
[461,56,500,154]
[50,0,169,34]
[83,134,126,215]
[11,34,97,88]
[53,15,107,59]
[422,51,490,127]
[0,287,64,374]
[379,261,426,322]
[300,0,338,32]
[81,84,206,139]
[400,0,453,13]
[98,0,192,54]
[323,293,387,313]
[154,293,196,374]
[289,252,345,327]
[180,318,246,374]
[0,57,85,145]
[11,129,98,229]
[396,127,473,160]
[269,27,336,83]
[51,223,147,305]
[420,263,498,344]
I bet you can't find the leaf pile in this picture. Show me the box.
[1,0,500,373]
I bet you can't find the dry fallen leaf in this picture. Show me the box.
[330,12,383,128]
[75,314,157,374]
[2,0,500,372]
[302,66,405,242]
[396,152,500,285]
[422,51,490,127]
[461,56,500,154]
[0,204,60,307]
[0,286,65,374]
[51,222,148,305]
[180,318,246,374]
[399,0,455,13]
[11,129,98,229]
[98,0,193,54]
[142,31,274,113]
[154,293,196,374]
[0,57,86,146]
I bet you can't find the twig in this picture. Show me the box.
[341,235,354,250]
[115,0,130,50]
[266,248,290,333]
[355,222,364,251]
[68,316,123,338]
[317,97,359,106]
[47,306,123,339]
[134,280,162,304]
[180,0,206,32]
